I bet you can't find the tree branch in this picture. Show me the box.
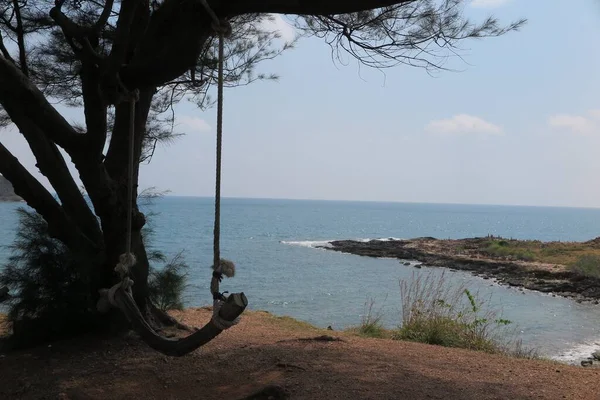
[120,0,415,89]
[224,0,416,16]
[95,0,116,32]
[105,87,155,179]
[12,0,29,76]
[10,117,103,245]
[0,56,82,153]
[100,0,140,83]
[81,63,109,155]
[0,31,15,64]
[0,142,97,251]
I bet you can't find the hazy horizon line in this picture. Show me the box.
[155,194,600,211]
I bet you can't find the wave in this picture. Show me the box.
[551,341,600,364]
[281,237,405,249]
[280,240,333,248]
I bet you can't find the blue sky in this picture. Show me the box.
[3,0,600,207]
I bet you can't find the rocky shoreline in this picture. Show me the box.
[317,237,600,303]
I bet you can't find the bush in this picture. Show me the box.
[0,203,189,347]
[394,271,537,358]
[569,254,600,278]
[483,241,536,261]
[141,206,189,311]
[351,298,386,338]
[148,251,189,311]
[0,209,99,346]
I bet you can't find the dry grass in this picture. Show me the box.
[393,271,538,358]
[469,238,600,266]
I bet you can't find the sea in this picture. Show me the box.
[2,196,600,363]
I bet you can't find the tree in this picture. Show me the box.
[0,0,525,355]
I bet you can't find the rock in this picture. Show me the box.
[0,175,21,202]
[327,325,333,331]
[414,264,422,269]
[581,360,593,367]
[403,262,410,266]
[592,351,600,360]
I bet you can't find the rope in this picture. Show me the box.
[199,0,230,292]
[213,24,224,283]
[126,92,138,258]
[114,90,140,281]
[200,1,240,332]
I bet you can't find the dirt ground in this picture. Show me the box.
[1,308,600,400]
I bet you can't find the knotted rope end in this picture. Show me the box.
[212,258,235,278]
[115,253,137,277]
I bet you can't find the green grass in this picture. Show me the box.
[466,237,600,267]
[568,254,600,278]
[482,241,536,261]
[392,271,539,359]
[348,299,388,338]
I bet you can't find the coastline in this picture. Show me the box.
[318,237,600,303]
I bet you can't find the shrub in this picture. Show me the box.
[0,208,99,347]
[0,202,189,347]
[483,241,536,261]
[148,251,189,311]
[394,271,536,358]
[352,298,386,338]
[569,254,600,278]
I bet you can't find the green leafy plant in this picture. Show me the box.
[569,254,600,278]
[0,208,98,347]
[0,200,189,347]
[352,298,387,338]
[394,271,536,358]
[148,251,189,311]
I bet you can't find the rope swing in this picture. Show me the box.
[96,1,247,356]
[200,0,240,329]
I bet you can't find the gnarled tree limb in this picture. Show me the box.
[0,143,96,251]
[120,0,415,89]
[224,0,415,16]
[0,57,82,153]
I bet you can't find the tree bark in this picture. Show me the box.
[0,0,418,353]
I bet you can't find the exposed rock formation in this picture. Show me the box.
[0,175,21,202]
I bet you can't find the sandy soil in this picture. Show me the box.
[1,308,600,400]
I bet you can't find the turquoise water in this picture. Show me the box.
[2,197,600,362]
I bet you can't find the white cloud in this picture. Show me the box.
[425,114,503,135]
[177,116,211,133]
[470,0,512,8]
[548,115,592,134]
[260,14,296,43]
[588,109,600,120]
[548,112,598,135]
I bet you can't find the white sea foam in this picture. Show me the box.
[281,237,405,249]
[551,341,600,364]
[280,240,333,248]
[357,237,405,242]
